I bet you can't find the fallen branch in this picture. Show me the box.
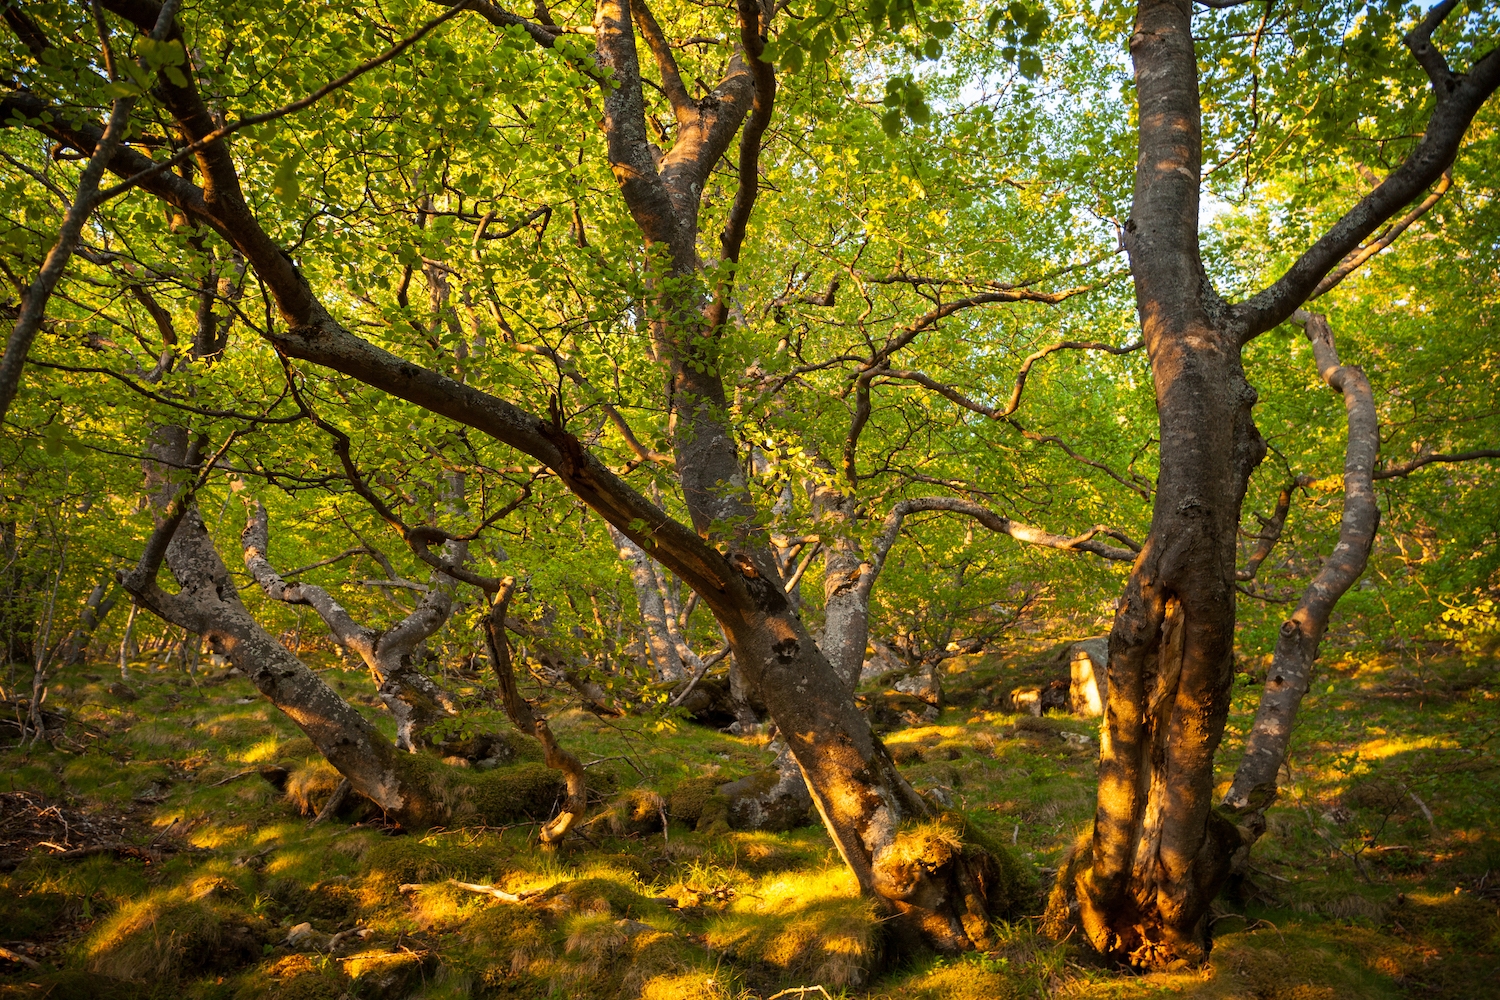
[0,946,40,970]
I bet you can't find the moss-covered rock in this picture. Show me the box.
[82,887,266,982]
[592,788,667,837]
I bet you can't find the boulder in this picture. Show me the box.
[1004,679,1068,716]
[893,663,942,707]
[859,640,905,685]
[1068,637,1109,717]
[715,745,814,833]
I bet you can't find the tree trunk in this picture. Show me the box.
[1052,0,1266,967]
[1223,311,1379,827]
[125,505,446,824]
[57,578,119,666]
[609,524,687,682]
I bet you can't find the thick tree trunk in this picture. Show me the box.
[1053,0,1267,967]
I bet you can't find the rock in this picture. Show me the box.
[1068,637,1109,717]
[893,664,943,707]
[864,691,942,731]
[715,747,813,833]
[1004,680,1068,716]
[284,921,332,951]
[108,682,138,701]
[860,640,906,684]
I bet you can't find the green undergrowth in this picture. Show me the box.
[1,645,1495,999]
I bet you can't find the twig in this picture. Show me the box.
[308,777,351,827]
[583,755,645,777]
[0,946,40,970]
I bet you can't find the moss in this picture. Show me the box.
[82,886,265,982]
[463,902,555,986]
[0,971,145,1000]
[703,868,876,989]
[593,788,667,837]
[541,877,665,921]
[239,955,352,1000]
[461,761,565,824]
[283,759,342,817]
[387,751,567,828]
[948,813,1036,918]
[666,776,722,827]
[0,887,68,939]
[902,962,1027,1000]
[342,949,437,996]
[361,837,507,897]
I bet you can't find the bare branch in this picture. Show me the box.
[864,496,1137,597]
[1374,447,1500,479]
[0,0,181,424]
[1236,475,1313,582]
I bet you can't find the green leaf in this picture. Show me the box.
[272,151,303,207]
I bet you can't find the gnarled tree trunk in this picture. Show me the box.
[1049,0,1499,969]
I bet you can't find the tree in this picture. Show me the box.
[1046,0,1499,967]
[3,0,1497,965]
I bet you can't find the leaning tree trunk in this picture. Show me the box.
[242,499,459,750]
[123,502,451,825]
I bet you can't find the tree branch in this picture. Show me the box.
[632,0,694,121]
[1224,310,1380,822]
[864,496,1137,598]
[1373,447,1500,479]
[1234,5,1499,340]
[1308,170,1451,301]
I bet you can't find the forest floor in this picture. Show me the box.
[0,639,1496,1000]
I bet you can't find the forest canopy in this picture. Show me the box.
[1,0,1497,996]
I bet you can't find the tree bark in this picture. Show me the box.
[241,500,459,750]
[1223,312,1379,823]
[1050,1,1498,968]
[1059,0,1266,967]
[608,524,688,682]
[123,503,441,823]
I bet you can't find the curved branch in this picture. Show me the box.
[864,496,1137,598]
[1374,447,1500,480]
[1224,310,1380,821]
[632,0,693,121]
[1235,475,1313,582]
[1234,5,1500,340]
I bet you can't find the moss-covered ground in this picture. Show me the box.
[1,641,1495,999]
